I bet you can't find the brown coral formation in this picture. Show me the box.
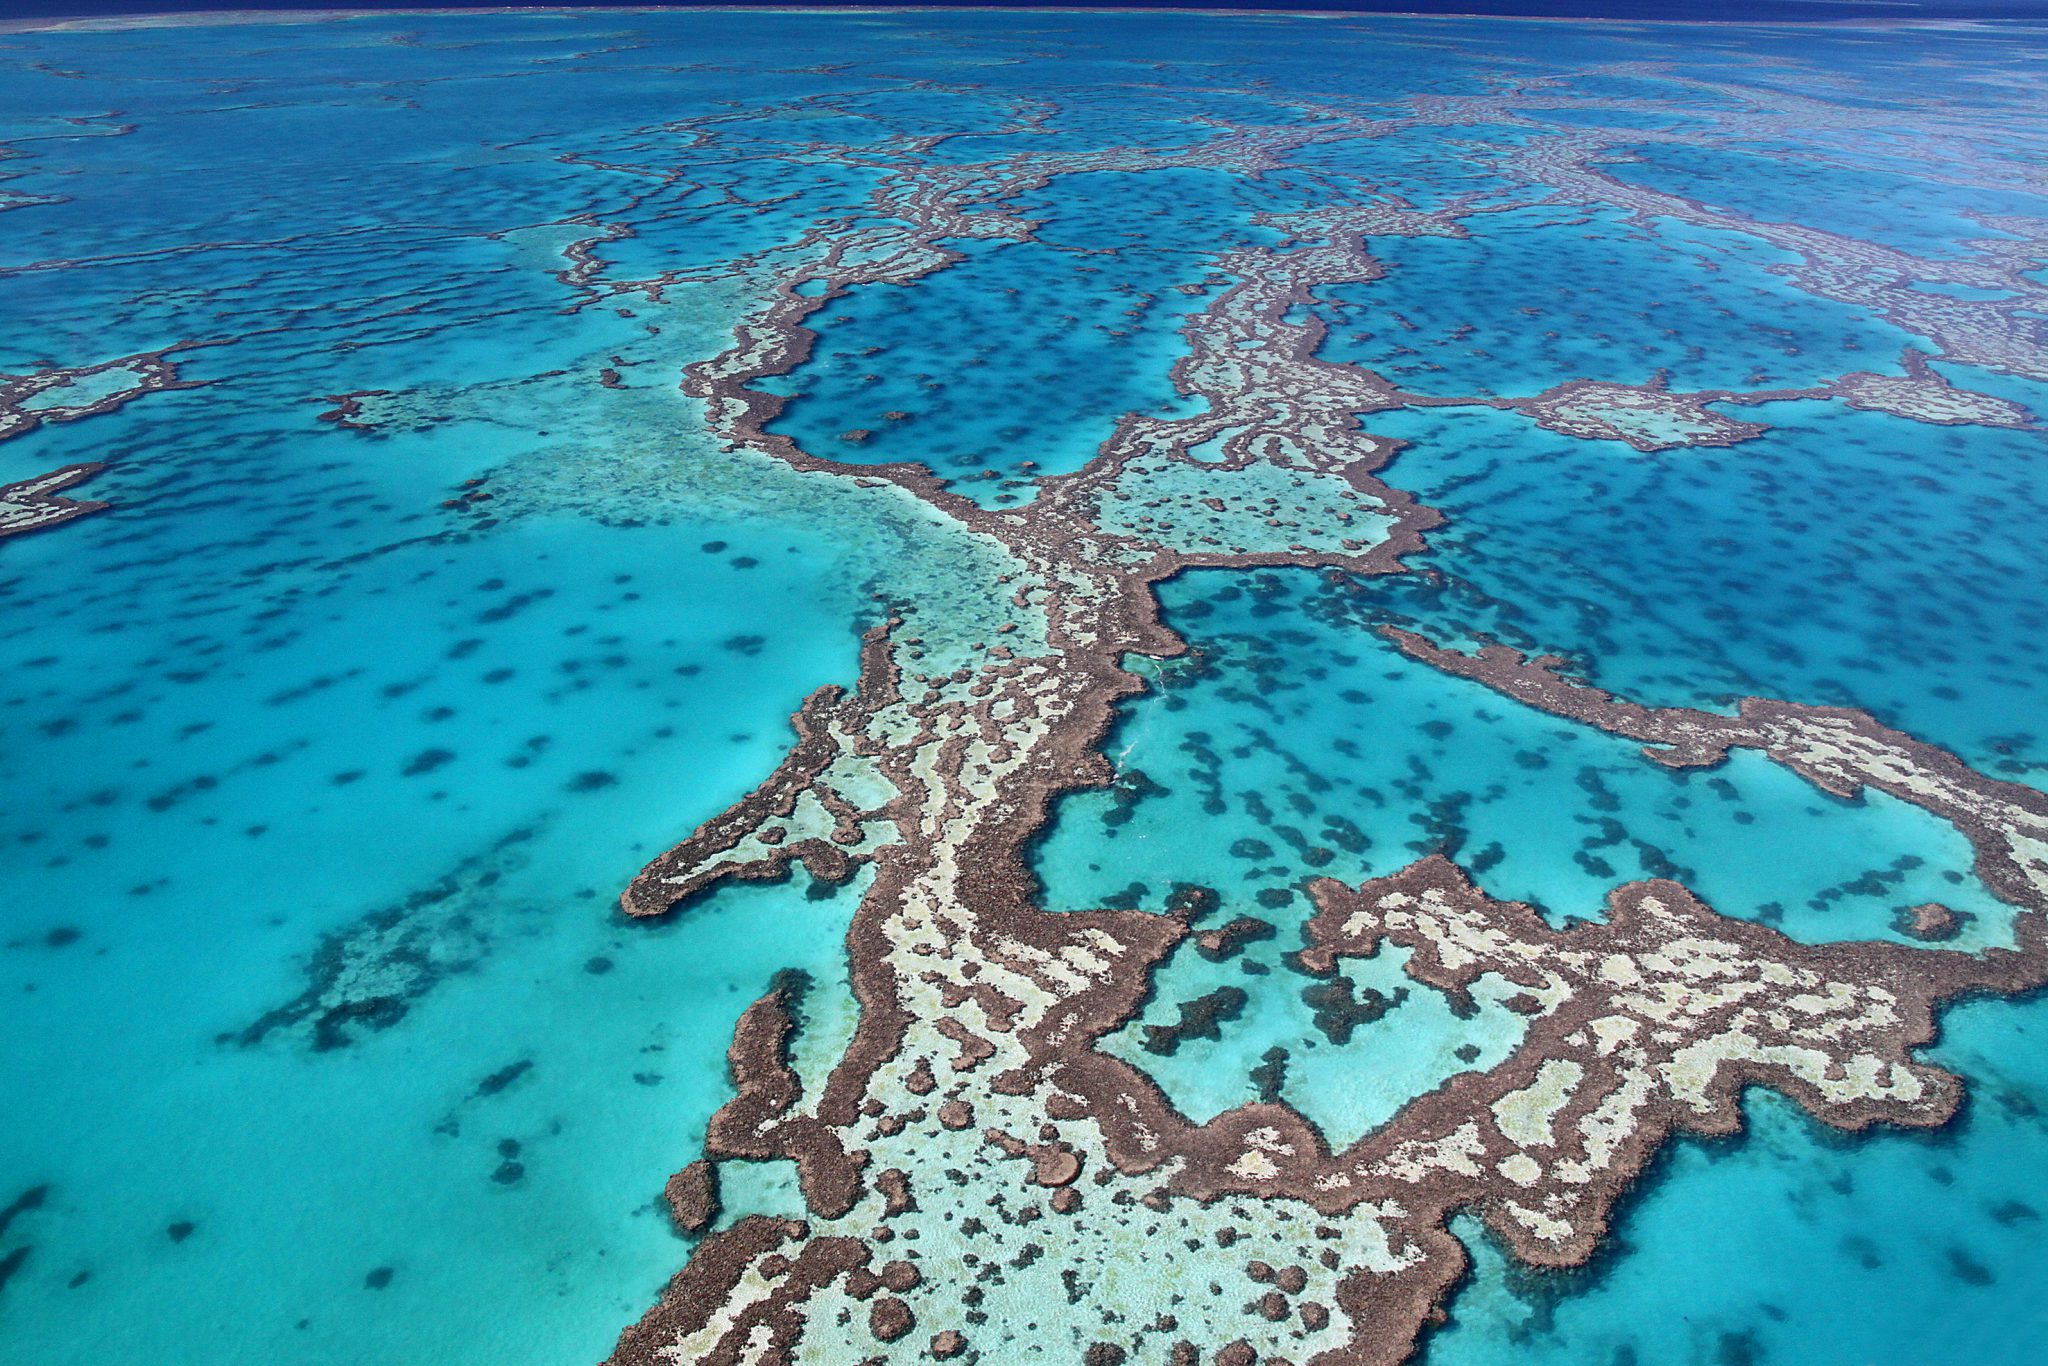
[439,46,2048,1366]
[598,112,1471,1365]
[1512,377,1769,452]
[1418,348,2035,455]
[1900,902,1963,943]
[0,348,205,543]
[0,463,109,541]
[0,348,196,445]
[1376,627,2048,923]
[664,1160,720,1235]
[1297,857,1990,1263]
[1195,916,1277,962]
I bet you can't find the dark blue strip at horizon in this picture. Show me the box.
[11,0,2048,24]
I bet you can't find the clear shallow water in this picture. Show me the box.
[1429,996,2048,1366]
[1,9,2046,1365]
[1361,400,2048,782]
[1606,141,2048,262]
[0,16,943,1359]
[1309,206,1922,396]
[764,159,1298,501]
[764,233,1219,500]
[1034,569,2017,1132]
[1042,571,2012,947]
[0,381,878,1360]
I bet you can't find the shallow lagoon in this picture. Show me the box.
[1035,570,2018,1130]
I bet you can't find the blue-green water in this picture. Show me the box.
[3,9,2047,1365]
[1359,399,2048,778]
[1308,207,1921,396]
[1432,997,2048,1366]
[1036,570,2016,1122]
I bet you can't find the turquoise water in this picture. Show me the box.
[763,234,1218,499]
[1360,401,2048,780]
[3,9,2047,1365]
[1607,142,2048,262]
[1042,571,2011,946]
[1035,569,2017,1132]
[0,342,880,1360]
[1309,207,1921,396]
[766,162,1294,500]
[0,15,965,1359]
[1429,997,2048,1366]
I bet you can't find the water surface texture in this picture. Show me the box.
[3,10,2047,1366]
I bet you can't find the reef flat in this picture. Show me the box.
[3,9,2047,1366]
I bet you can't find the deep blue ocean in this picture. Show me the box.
[14,1,2048,23]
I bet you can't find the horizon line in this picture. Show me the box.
[5,1,2039,36]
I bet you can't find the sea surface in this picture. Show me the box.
[2,9,2046,1365]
